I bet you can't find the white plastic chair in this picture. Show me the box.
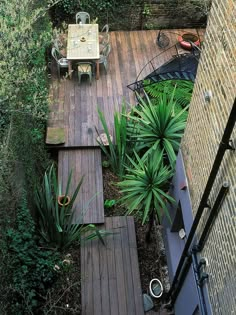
[75,12,90,24]
[51,47,69,79]
[100,24,109,33]
[99,24,109,47]
[99,44,111,74]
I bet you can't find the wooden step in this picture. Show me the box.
[58,148,104,224]
[81,216,144,315]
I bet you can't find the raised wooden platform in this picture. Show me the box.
[48,29,205,148]
[81,216,144,315]
[58,148,104,224]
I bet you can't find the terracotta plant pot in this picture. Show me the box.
[58,195,71,207]
[178,33,200,50]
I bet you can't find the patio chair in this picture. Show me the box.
[98,44,111,74]
[53,38,66,57]
[99,24,109,47]
[100,24,109,34]
[51,47,69,79]
[75,12,90,24]
[99,33,110,53]
[77,62,93,84]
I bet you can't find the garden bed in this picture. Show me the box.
[41,166,170,314]
[103,167,170,312]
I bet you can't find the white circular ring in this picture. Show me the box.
[149,278,163,298]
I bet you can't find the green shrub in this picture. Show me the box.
[35,164,110,249]
[104,199,116,208]
[128,91,189,166]
[118,150,175,225]
[144,79,194,109]
[0,0,53,209]
[97,103,134,178]
[7,194,59,314]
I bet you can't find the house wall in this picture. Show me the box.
[181,0,236,313]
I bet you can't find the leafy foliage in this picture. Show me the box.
[104,199,116,208]
[118,150,175,224]
[144,79,194,109]
[35,164,109,249]
[128,91,189,166]
[0,0,54,211]
[7,194,59,314]
[80,0,116,12]
[51,0,142,30]
[55,0,80,15]
[97,103,133,178]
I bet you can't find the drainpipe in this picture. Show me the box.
[196,182,229,252]
[193,183,229,315]
[170,183,229,313]
[167,98,236,305]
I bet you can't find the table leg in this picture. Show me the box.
[68,61,72,79]
[96,60,99,80]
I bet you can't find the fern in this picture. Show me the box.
[144,79,194,108]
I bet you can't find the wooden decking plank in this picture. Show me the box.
[91,238,102,315]
[127,32,138,83]
[120,216,136,314]
[112,216,128,315]
[105,217,119,315]
[81,216,144,315]
[94,149,104,223]
[127,216,144,315]
[58,149,104,224]
[110,32,123,97]
[99,219,111,315]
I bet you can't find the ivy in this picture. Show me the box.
[7,194,59,313]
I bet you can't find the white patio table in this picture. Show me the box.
[67,24,100,79]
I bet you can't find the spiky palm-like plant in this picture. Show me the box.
[128,91,188,166]
[97,103,133,178]
[118,151,175,241]
[35,164,108,249]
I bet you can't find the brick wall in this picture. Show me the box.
[108,0,211,30]
[181,0,236,313]
[142,0,211,30]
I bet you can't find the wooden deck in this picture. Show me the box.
[48,29,204,148]
[58,149,104,224]
[81,216,144,315]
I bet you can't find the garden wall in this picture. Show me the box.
[141,0,211,30]
[181,0,236,313]
[53,0,211,30]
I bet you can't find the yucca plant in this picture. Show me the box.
[129,91,189,166]
[97,102,133,178]
[35,164,108,249]
[118,150,175,241]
